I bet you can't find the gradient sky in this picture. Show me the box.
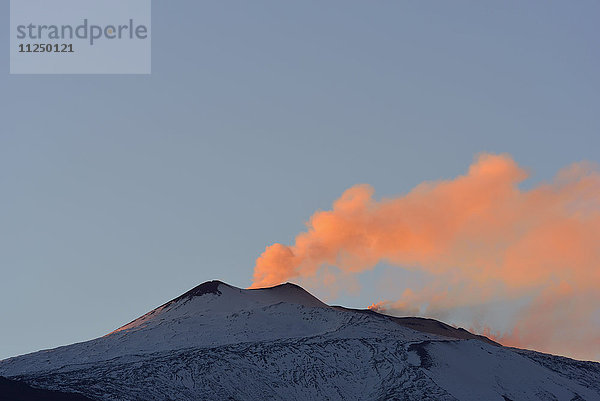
[1,1,599,360]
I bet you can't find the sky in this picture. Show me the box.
[1,1,599,361]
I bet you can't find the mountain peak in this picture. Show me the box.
[164,280,327,309]
[110,280,326,336]
[171,280,226,302]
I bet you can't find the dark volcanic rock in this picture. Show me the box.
[0,377,94,401]
[171,280,224,302]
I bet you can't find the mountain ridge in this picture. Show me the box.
[1,280,598,401]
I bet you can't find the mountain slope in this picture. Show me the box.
[1,281,599,401]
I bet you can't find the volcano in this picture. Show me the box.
[1,281,599,400]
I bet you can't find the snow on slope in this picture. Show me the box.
[1,281,599,401]
[420,340,599,400]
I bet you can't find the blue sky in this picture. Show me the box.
[1,1,599,360]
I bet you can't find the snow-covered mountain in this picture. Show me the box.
[1,281,599,401]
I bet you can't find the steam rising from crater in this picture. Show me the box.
[251,153,600,360]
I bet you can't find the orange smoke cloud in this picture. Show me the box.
[250,153,600,361]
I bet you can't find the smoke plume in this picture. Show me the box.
[250,153,600,360]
